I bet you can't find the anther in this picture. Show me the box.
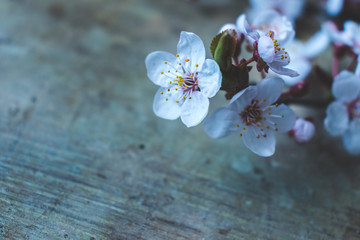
[243,127,246,130]
[263,134,267,138]
[236,124,240,128]
[189,96,191,99]
[239,133,243,137]
[161,72,164,74]
[263,98,267,102]
[185,59,190,62]
[176,54,179,57]
[167,88,170,92]
[160,92,163,95]
[268,112,272,116]
[256,135,260,139]
[165,98,168,101]
[195,64,199,67]
[176,100,179,103]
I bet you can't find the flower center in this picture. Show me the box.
[160,56,200,102]
[235,98,285,139]
[240,99,262,125]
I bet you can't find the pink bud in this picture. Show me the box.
[289,118,315,143]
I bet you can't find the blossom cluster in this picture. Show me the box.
[145,0,360,157]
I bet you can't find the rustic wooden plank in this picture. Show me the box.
[0,0,359,239]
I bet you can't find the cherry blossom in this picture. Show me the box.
[145,31,222,127]
[204,76,296,157]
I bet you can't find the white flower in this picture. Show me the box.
[237,11,295,46]
[145,31,222,127]
[327,20,360,54]
[324,70,360,154]
[326,0,344,16]
[290,118,315,143]
[237,14,298,77]
[204,76,296,157]
[248,0,305,22]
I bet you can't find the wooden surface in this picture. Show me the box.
[0,0,360,239]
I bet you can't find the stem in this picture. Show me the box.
[277,97,332,108]
[246,57,255,65]
[332,56,339,78]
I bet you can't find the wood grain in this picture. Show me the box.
[0,0,359,239]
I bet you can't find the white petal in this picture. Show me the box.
[332,70,360,102]
[153,87,181,120]
[280,57,312,86]
[324,101,349,136]
[258,35,275,63]
[302,29,330,59]
[177,31,205,72]
[269,63,299,77]
[145,51,177,87]
[343,120,360,155]
[229,86,258,112]
[326,0,344,16]
[236,14,259,41]
[197,59,222,98]
[265,104,296,132]
[180,91,209,127]
[243,128,276,157]
[204,108,241,138]
[256,76,284,105]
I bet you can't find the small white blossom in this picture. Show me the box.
[204,76,296,157]
[290,118,315,143]
[324,70,360,154]
[237,11,295,46]
[145,31,222,127]
[237,14,298,77]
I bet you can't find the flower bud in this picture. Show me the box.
[289,118,315,143]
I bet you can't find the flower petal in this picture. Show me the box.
[177,31,206,72]
[269,63,299,77]
[236,14,259,41]
[302,28,330,59]
[256,76,284,105]
[265,104,296,132]
[145,51,177,87]
[180,91,209,127]
[229,86,257,112]
[326,0,344,16]
[343,120,360,155]
[153,87,181,120]
[197,59,222,98]
[243,129,276,157]
[258,35,275,63]
[280,57,312,86]
[324,101,349,136]
[332,70,360,102]
[204,108,241,138]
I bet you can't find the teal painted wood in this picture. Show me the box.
[0,0,359,239]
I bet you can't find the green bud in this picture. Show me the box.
[210,30,237,72]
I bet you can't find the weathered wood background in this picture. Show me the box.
[0,0,359,239]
